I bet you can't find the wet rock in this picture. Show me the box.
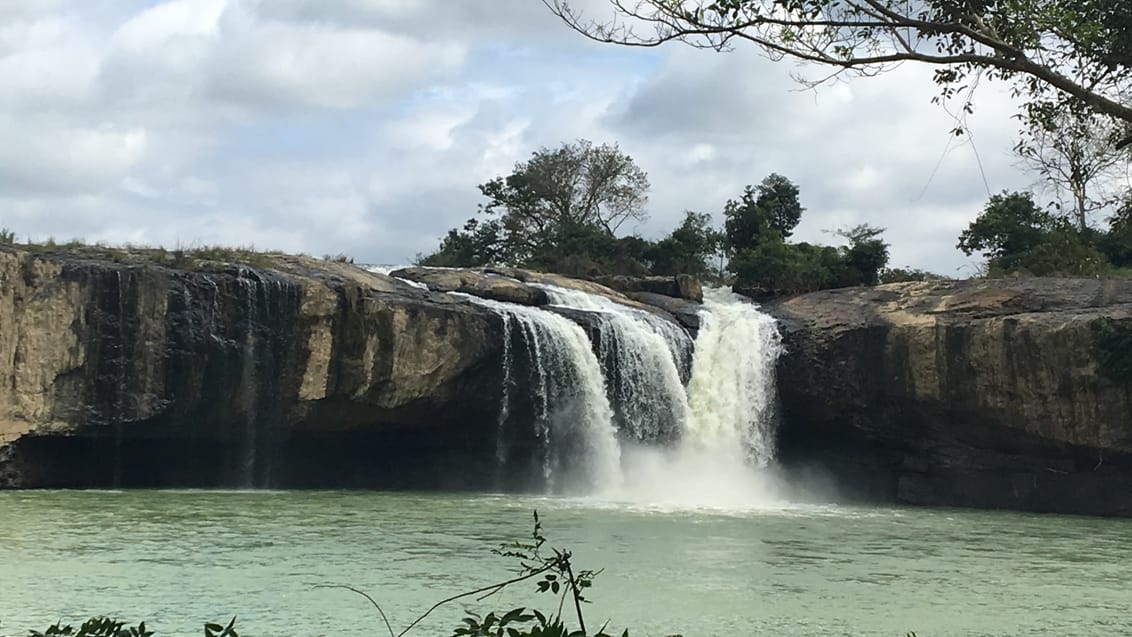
[390,266,548,306]
[591,274,704,302]
[625,291,701,331]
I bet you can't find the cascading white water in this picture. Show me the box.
[454,294,622,493]
[685,287,783,466]
[535,283,784,506]
[356,265,784,505]
[613,286,786,507]
[535,284,694,444]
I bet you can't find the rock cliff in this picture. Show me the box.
[0,247,522,488]
[768,278,1132,516]
[7,244,1132,517]
[0,247,691,490]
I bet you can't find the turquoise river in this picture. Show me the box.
[1,490,1130,636]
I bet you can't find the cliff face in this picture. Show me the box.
[7,244,1132,516]
[769,278,1132,516]
[0,247,694,490]
[0,248,511,489]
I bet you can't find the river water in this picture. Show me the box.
[2,490,1130,637]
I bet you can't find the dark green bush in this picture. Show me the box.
[1092,318,1132,381]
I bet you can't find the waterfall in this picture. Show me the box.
[684,287,783,466]
[353,265,784,504]
[530,283,785,506]
[455,294,622,493]
[613,286,786,507]
[535,284,693,444]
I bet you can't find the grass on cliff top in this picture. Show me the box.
[0,228,357,272]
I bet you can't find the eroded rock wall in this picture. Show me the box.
[769,278,1132,516]
[0,248,508,488]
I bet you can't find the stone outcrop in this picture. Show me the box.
[768,278,1132,516]
[591,274,703,302]
[0,248,519,489]
[389,266,548,306]
[624,291,701,331]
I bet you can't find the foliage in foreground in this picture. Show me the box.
[19,616,236,637]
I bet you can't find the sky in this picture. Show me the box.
[0,0,1037,275]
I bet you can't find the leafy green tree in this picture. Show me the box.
[419,218,504,267]
[755,173,805,239]
[731,240,842,292]
[723,173,804,254]
[548,0,1132,147]
[958,191,1109,275]
[880,267,950,283]
[958,192,1057,269]
[646,211,722,277]
[1097,198,1132,268]
[479,139,649,246]
[835,224,890,286]
[420,140,651,273]
[527,222,652,276]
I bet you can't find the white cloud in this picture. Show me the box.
[0,117,147,194]
[205,12,466,110]
[0,0,1043,273]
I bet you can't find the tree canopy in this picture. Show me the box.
[421,139,651,273]
[421,153,897,292]
[956,190,1110,274]
[546,0,1132,146]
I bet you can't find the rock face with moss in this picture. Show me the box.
[768,278,1132,516]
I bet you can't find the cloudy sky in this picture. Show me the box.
[0,0,1035,275]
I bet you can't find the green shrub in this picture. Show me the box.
[1092,318,1132,382]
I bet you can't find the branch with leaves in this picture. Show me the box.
[545,0,1132,147]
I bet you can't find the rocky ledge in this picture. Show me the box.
[768,278,1132,516]
[0,246,693,489]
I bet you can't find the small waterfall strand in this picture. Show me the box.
[455,294,622,492]
[535,284,693,444]
[684,287,783,466]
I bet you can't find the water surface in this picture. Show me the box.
[1,491,1130,636]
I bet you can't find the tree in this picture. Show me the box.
[880,267,950,283]
[1098,197,1132,267]
[418,218,503,267]
[545,0,1132,147]
[958,191,1055,266]
[957,190,1107,274]
[835,224,890,285]
[646,210,722,276]
[753,173,804,238]
[1016,100,1127,231]
[479,139,649,242]
[723,173,804,254]
[419,140,652,272]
